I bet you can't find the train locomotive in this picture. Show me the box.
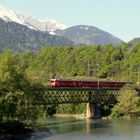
[50,79,132,88]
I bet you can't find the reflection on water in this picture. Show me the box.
[86,119,111,134]
[2,118,140,140]
[41,118,140,140]
[36,118,140,140]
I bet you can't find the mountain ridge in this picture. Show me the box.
[0,19,74,52]
[129,37,140,46]
[1,5,137,52]
[55,25,123,46]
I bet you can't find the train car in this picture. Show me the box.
[50,79,132,88]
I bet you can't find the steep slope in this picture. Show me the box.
[55,25,123,46]
[0,19,74,52]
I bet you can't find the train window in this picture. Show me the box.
[87,82,92,83]
[82,82,88,84]
[67,81,73,83]
[57,80,73,83]
[50,80,55,83]
[62,81,73,83]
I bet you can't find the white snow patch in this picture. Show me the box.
[80,26,89,30]
[49,31,56,35]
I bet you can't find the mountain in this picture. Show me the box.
[0,5,74,52]
[0,5,124,52]
[0,19,74,52]
[0,5,66,32]
[55,25,123,46]
[129,38,140,46]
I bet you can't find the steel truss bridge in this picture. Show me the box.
[33,87,140,118]
[34,87,122,105]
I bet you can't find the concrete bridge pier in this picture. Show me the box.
[86,102,95,119]
[86,102,101,119]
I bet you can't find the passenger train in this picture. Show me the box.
[50,79,132,88]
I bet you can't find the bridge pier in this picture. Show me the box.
[86,102,101,119]
[86,102,95,119]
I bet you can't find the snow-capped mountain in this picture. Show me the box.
[0,5,124,50]
[0,5,66,32]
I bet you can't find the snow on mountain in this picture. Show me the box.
[0,5,25,24]
[0,5,66,31]
[40,19,66,31]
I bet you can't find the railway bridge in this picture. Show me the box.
[34,87,124,118]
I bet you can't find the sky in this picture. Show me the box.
[0,0,140,42]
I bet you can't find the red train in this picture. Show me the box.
[50,79,132,88]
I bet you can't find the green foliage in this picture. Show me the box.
[111,84,140,118]
[23,43,140,83]
[0,42,140,129]
[56,103,86,114]
[14,44,140,118]
[0,50,40,127]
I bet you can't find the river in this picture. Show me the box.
[6,118,140,140]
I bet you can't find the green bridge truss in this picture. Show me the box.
[34,87,121,105]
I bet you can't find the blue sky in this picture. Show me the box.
[0,0,140,41]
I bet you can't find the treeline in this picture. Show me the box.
[0,42,140,132]
[25,43,140,85]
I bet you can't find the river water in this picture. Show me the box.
[10,118,140,140]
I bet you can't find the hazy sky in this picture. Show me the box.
[0,0,140,41]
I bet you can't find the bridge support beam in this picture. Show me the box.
[86,102,95,119]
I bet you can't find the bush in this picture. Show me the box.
[111,84,140,119]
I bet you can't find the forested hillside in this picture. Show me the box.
[0,43,140,132]
[22,43,140,85]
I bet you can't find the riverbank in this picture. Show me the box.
[53,114,86,120]
[0,120,35,140]
[0,121,34,134]
[0,132,33,140]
